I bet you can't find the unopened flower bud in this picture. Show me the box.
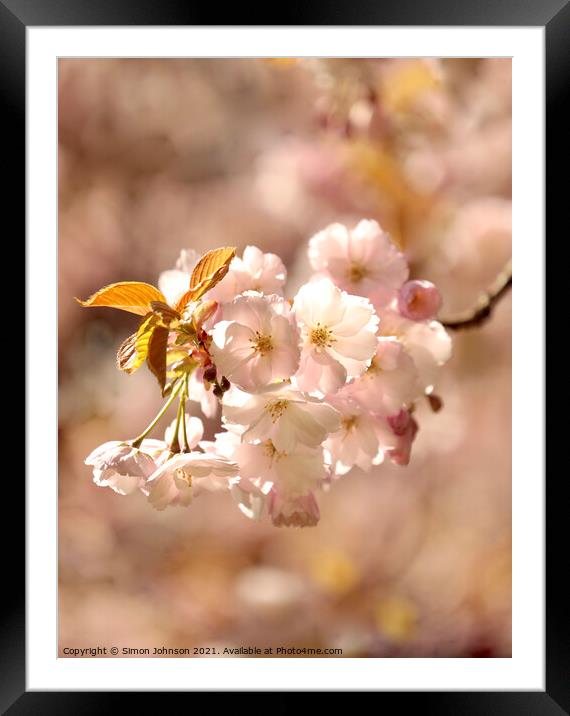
[387,409,412,436]
[387,410,419,466]
[397,280,442,321]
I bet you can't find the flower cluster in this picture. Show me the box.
[80,220,451,527]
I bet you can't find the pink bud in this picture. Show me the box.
[387,409,412,436]
[387,411,419,466]
[397,280,442,321]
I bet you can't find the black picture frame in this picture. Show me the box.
[9,0,561,711]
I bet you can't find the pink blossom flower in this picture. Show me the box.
[231,435,325,526]
[85,441,160,496]
[157,249,199,306]
[380,309,452,392]
[386,409,419,466]
[323,396,396,475]
[222,385,340,453]
[210,293,300,392]
[292,277,379,394]
[308,220,409,306]
[348,337,421,415]
[235,439,328,496]
[398,280,442,321]
[83,226,452,524]
[199,426,242,460]
[200,425,326,526]
[208,245,287,302]
[143,452,238,511]
[201,424,327,526]
[268,489,321,528]
[230,478,273,521]
[199,429,273,521]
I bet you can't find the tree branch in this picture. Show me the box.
[440,260,512,331]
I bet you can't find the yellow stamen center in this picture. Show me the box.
[262,439,286,461]
[310,322,335,348]
[249,331,274,356]
[348,263,367,283]
[175,468,192,487]
[341,415,358,432]
[263,439,278,457]
[366,356,382,375]
[266,399,289,422]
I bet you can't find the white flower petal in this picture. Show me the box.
[158,269,190,307]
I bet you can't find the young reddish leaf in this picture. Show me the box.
[134,313,160,364]
[147,325,169,391]
[116,308,166,375]
[76,282,167,316]
[150,300,181,325]
[116,332,140,374]
[190,247,236,291]
[175,247,236,311]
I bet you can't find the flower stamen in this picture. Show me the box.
[263,439,278,458]
[262,439,286,463]
[249,331,274,356]
[341,415,357,432]
[348,262,368,283]
[174,467,192,487]
[310,322,335,348]
[366,356,382,375]
[266,399,289,422]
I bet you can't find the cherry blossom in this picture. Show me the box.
[210,293,300,392]
[222,384,340,453]
[323,395,396,475]
[85,441,160,496]
[230,478,273,522]
[143,452,238,511]
[81,222,453,527]
[208,245,287,302]
[347,337,421,415]
[398,280,442,321]
[236,440,328,496]
[379,308,452,392]
[293,277,379,394]
[199,429,274,521]
[199,426,243,460]
[201,425,328,526]
[308,220,409,306]
[268,489,321,528]
[233,438,326,527]
[157,249,199,306]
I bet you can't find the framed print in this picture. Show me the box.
[9,0,561,710]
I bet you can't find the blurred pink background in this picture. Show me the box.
[58,58,511,657]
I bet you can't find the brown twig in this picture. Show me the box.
[440,260,512,330]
